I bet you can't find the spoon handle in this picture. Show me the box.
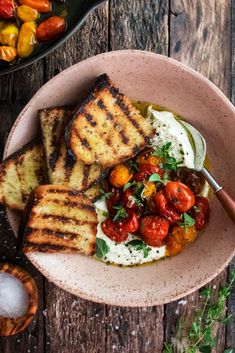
[201,167,235,224]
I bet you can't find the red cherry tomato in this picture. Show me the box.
[165,181,195,213]
[122,211,139,233]
[139,164,164,177]
[101,219,128,243]
[122,189,137,210]
[140,215,169,247]
[194,196,210,230]
[36,16,66,42]
[154,191,181,223]
[133,171,149,182]
[106,187,121,215]
[0,0,14,19]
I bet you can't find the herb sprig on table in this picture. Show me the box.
[163,271,235,353]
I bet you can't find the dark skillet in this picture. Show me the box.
[0,0,104,76]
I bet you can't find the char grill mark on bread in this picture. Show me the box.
[39,107,102,192]
[66,74,154,167]
[23,185,98,255]
[0,139,48,211]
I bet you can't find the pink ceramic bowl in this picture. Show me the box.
[4,50,235,307]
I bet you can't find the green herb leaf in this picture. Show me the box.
[199,344,212,353]
[96,238,109,258]
[152,142,183,171]
[123,180,137,192]
[130,161,139,173]
[148,173,164,183]
[113,204,128,222]
[99,189,113,201]
[178,213,195,231]
[126,239,151,258]
[102,211,109,218]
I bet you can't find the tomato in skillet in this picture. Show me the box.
[165,181,195,213]
[154,191,181,223]
[194,196,210,230]
[101,219,128,243]
[140,215,169,247]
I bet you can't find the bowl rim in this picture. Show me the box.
[0,0,105,76]
[3,50,235,306]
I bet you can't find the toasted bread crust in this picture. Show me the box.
[0,139,48,211]
[23,185,97,255]
[39,107,103,191]
[66,74,154,167]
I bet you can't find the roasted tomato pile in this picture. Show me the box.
[101,147,210,257]
[0,0,66,62]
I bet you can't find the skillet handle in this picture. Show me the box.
[215,189,235,224]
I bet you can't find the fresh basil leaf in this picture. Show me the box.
[149,173,163,183]
[126,239,151,258]
[126,239,144,247]
[123,182,132,192]
[96,238,109,258]
[113,204,128,222]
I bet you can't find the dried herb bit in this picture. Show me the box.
[126,239,151,258]
[96,238,109,258]
[113,204,128,222]
[179,213,195,231]
[99,188,113,200]
[152,142,183,171]
[163,271,235,353]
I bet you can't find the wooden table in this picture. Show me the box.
[0,1,234,352]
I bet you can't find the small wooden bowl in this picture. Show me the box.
[0,263,38,336]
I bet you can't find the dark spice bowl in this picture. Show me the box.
[0,0,105,76]
[0,263,38,336]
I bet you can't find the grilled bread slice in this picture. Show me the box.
[23,185,97,255]
[66,74,155,167]
[39,107,102,191]
[0,140,47,211]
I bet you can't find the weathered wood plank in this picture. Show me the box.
[109,0,169,54]
[0,63,45,353]
[165,0,231,351]
[44,4,109,353]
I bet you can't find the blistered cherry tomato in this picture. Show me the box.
[142,181,156,199]
[101,218,128,243]
[17,21,37,58]
[194,196,210,230]
[109,164,133,188]
[137,154,161,167]
[139,164,164,178]
[0,0,14,19]
[122,189,137,210]
[154,191,181,223]
[172,225,197,243]
[36,16,66,42]
[140,215,169,247]
[17,5,39,22]
[19,0,51,13]
[165,181,195,213]
[106,187,121,215]
[0,45,17,62]
[165,230,185,256]
[122,211,139,233]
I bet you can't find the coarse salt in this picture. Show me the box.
[0,272,29,318]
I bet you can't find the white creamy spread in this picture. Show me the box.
[94,199,166,266]
[147,107,195,169]
[94,108,208,266]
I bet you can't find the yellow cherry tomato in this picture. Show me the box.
[17,21,37,58]
[172,225,197,243]
[137,153,162,166]
[165,228,185,256]
[17,5,39,22]
[0,23,19,47]
[109,164,133,188]
[142,181,157,199]
[0,46,17,62]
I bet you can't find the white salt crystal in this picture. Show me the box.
[0,272,29,318]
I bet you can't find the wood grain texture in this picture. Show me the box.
[109,0,169,53]
[170,0,231,94]
[165,1,232,351]
[0,58,45,352]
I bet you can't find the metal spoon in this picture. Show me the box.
[180,120,235,224]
